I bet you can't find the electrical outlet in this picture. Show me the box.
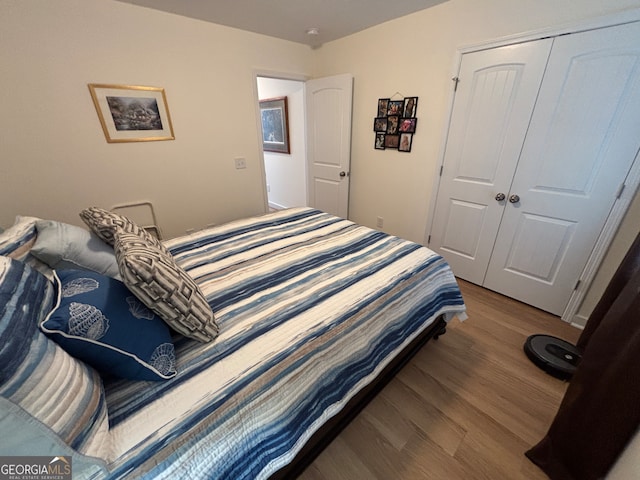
[376,216,384,228]
[234,157,247,169]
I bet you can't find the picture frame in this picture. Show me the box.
[88,84,175,143]
[387,100,404,116]
[374,117,388,132]
[377,98,390,117]
[260,96,290,154]
[384,134,400,149]
[402,97,418,118]
[373,95,419,152]
[399,117,417,133]
[399,133,413,152]
[386,115,400,134]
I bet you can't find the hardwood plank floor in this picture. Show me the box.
[298,279,581,480]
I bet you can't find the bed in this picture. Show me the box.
[0,207,466,479]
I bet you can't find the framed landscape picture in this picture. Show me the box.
[88,84,175,143]
[260,96,290,154]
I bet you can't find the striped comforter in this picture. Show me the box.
[102,208,466,479]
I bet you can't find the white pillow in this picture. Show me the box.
[0,215,40,260]
[31,220,121,279]
[0,215,52,276]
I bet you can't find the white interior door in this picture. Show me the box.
[429,39,553,283]
[306,74,353,218]
[483,21,640,315]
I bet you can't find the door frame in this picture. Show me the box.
[252,69,310,212]
[425,7,640,325]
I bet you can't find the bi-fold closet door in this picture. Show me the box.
[429,21,640,316]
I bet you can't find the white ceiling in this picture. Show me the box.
[116,0,448,48]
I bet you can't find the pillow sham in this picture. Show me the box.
[0,397,109,477]
[0,256,109,457]
[32,219,121,279]
[0,215,38,259]
[79,207,169,255]
[42,269,177,381]
[114,231,218,342]
[0,215,52,275]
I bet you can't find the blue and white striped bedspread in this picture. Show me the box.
[102,207,466,479]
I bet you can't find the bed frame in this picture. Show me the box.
[271,315,448,479]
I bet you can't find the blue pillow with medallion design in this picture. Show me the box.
[41,269,176,381]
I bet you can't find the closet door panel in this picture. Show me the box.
[484,21,640,315]
[430,39,553,284]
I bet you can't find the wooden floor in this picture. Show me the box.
[298,279,581,480]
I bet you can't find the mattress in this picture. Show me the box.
[101,207,466,479]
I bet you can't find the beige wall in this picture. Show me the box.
[313,0,640,243]
[312,0,640,325]
[0,0,312,239]
[2,0,639,324]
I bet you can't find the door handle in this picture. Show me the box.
[339,171,347,177]
[509,194,520,203]
[495,192,506,202]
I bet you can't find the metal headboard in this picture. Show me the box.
[110,201,163,240]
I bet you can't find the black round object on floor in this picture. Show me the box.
[524,334,581,380]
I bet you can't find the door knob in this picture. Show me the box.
[495,193,506,202]
[339,171,347,177]
[509,194,520,203]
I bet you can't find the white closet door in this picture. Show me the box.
[484,21,640,315]
[429,39,553,284]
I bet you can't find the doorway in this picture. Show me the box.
[256,76,307,210]
[255,73,353,217]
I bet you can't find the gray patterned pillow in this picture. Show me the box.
[80,207,169,255]
[113,231,218,342]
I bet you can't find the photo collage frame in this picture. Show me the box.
[373,96,418,152]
